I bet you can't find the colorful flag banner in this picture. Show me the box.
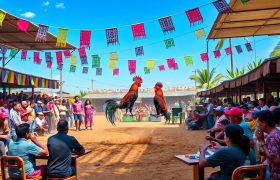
[0,10,6,26]
[82,67,89,74]
[200,53,209,62]
[17,19,30,32]
[35,24,49,42]
[96,68,102,76]
[184,56,193,66]
[47,62,52,69]
[80,30,92,49]
[245,43,253,51]
[78,47,87,58]
[106,28,119,46]
[113,68,119,76]
[144,67,150,74]
[167,58,176,69]
[213,0,231,13]
[109,52,118,60]
[21,50,27,60]
[185,8,203,26]
[128,60,136,71]
[56,51,63,65]
[158,16,175,34]
[195,28,205,39]
[57,64,63,70]
[0,44,8,55]
[146,60,155,70]
[34,52,41,64]
[45,52,52,62]
[158,65,165,71]
[235,45,243,54]
[70,56,77,66]
[241,0,250,4]
[131,23,146,40]
[80,56,88,65]
[109,60,118,69]
[9,48,18,58]
[92,55,101,68]
[135,46,144,56]
[56,28,69,47]
[70,65,76,72]
[225,47,232,55]
[129,68,136,75]
[63,50,71,58]
[213,50,221,58]
[164,38,175,48]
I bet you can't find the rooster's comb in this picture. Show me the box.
[155,82,163,88]
[133,76,143,83]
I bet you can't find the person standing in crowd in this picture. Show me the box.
[34,101,43,117]
[47,99,56,131]
[27,101,36,134]
[84,99,94,130]
[20,101,31,123]
[0,111,10,155]
[53,100,60,125]
[259,98,269,111]
[71,96,84,131]
[42,99,53,134]
[66,99,73,127]
[47,120,85,178]
[59,99,68,121]
[201,98,215,129]
[256,110,280,179]
[10,102,22,140]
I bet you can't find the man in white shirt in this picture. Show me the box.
[35,112,49,136]
[208,106,227,138]
[259,98,269,111]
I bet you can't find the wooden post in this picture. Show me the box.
[238,87,242,104]
[31,87,34,100]
[2,52,6,100]
[262,81,267,99]
[229,38,234,72]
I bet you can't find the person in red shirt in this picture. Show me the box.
[20,101,31,123]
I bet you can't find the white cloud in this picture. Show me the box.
[55,2,65,9]
[20,12,36,18]
[43,1,50,6]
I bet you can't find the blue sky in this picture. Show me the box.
[1,0,279,93]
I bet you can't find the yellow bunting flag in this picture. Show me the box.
[70,56,77,66]
[108,60,117,69]
[56,28,69,47]
[195,28,205,39]
[146,60,155,70]
[109,52,118,60]
[0,10,6,26]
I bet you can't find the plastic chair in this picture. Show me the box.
[231,164,266,180]
[0,156,42,180]
[171,108,182,124]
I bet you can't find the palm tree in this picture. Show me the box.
[79,90,87,98]
[190,68,224,90]
[270,42,280,58]
[247,59,263,71]
[225,67,245,80]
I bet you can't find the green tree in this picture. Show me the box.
[247,59,262,71]
[225,67,245,80]
[215,39,224,50]
[79,90,87,98]
[270,42,280,58]
[190,68,224,90]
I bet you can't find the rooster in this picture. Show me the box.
[105,76,143,125]
[152,82,170,123]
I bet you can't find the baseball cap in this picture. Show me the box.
[37,112,44,116]
[214,106,224,111]
[37,101,42,104]
[224,107,243,117]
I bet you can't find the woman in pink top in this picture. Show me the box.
[84,99,94,130]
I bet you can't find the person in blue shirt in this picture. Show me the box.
[34,101,43,117]
[199,124,256,180]
[7,123,48,179]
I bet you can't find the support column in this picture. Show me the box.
[31,87,34,100]
[262,81,267,99]
[277,89,279,99]
[238,87,242,104]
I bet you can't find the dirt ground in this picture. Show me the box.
[27,114,217,179]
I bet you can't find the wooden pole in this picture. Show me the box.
[229,38,234,72]
[60,69,62,103]
[31,87,34,100]
[2,52,6,100]
[206,40,210,89]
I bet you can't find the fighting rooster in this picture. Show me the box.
[105,76,143,125]
[152,82,170,123]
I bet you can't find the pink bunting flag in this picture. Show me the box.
[63,50,71,58]
[17,19,30,32]
[129,68,136,75]
[200,53,209,62]
[166,58,176,69]
[21,50,27,60]
[78,47,87,58]
[113,68,119,76]
[80,30,92,49]
[47,62,52,69]
[158,65,165,71]
[213,50,221,58]
[56,51,63,65]
[185,8,203,26]
[128,60,136,70]
[34,52,41,64]
[131,23,146,40]
[225,47,232,55]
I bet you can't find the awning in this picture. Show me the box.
[208,0,280,39]
[0,9,76,50]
